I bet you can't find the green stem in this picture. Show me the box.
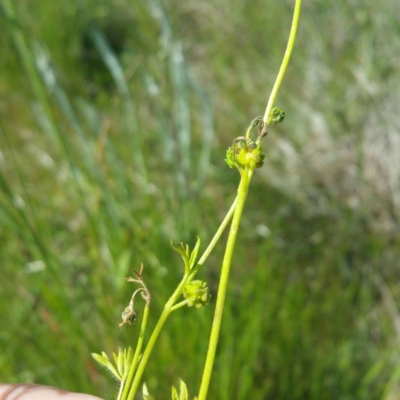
[263,0,302,124]
[198,167,254,400]
[116,380,125,400]
[120,302,150,400]
[127,308,172,400]
[170,299,189,312]
[189,196,238,279]
[124,196,238,399]
[197,2,302,397]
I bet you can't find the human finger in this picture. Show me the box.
[0,384,104,400]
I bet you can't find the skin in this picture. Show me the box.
[0,384,104,400]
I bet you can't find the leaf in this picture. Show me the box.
[113,351,119,366]
[91,352,121,380]
[188,237,201,270]
[117,348,124,377]
[143,382,149,398]
[185,244,190,257]
[172,380,190,400]
[124,347,133,378]
[143,383,155,400]
[91,352,110,368]
[171,385,179,400]
[171,241,190,273]
[179,379,189,400]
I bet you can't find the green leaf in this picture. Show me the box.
[188,237,201,270]
[117,348,124,377]
[185,244,190,257]
[91,352,121,380]
[124,347,133,378]
[172,380,190,400]
[171,241,190,273]
[171,386,179,400]
[91,352,110,368]
[179,379,189,400]
[142,383,155,400]
[113,351,119,366]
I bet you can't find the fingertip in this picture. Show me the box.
[0,384,103,400]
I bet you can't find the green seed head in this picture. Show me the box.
[271,107,285,125]
[183,280,211,308]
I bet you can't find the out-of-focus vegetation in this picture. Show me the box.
[1,0,400,399]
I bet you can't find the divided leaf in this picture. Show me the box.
[142,382,155,400]
[171,237,201,274]
[171,380,190,400]
[92,347,133,382]
[91,352,121,380]
[188,237,201,270]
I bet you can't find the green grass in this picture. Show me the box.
[1,0,400,399]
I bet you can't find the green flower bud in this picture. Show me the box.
[183,280,210,308]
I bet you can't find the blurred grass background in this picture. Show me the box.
[1,0,400,399]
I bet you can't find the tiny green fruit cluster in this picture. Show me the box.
[225,138,265,170]
[183,280,210,308]
[271,107,285,124]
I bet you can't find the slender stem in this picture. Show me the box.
[116,380,124,400]
[120,302,150,400]
[127,308,172,400]
[170,299,189,312]
[123,196,238,399]
[165,274,190,309]
[190,196,238,278]
[263,0,302,124]
[171,195,238,308]
[125,271,186,400]
[197,2,302,397]
[198,168,254,400]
